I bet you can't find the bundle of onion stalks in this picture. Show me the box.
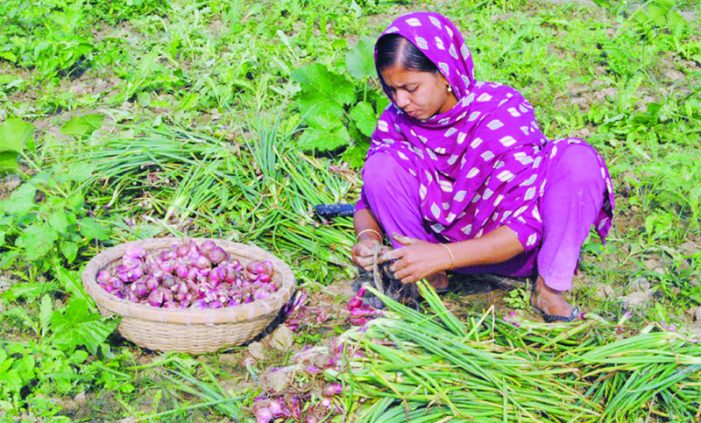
[333,281,701,422]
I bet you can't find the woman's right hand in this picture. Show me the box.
[352,238,381,271]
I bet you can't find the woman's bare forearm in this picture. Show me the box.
[447,226,524,269]
[354,209,383,242]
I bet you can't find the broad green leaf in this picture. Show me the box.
[66,193,85,212]
[48,210,70,234]
[60,114,104,138]
[291,64,355,118]
[345,36,376,81]
[371,92,390,115]
[177,92,200,111]
[342,140,370,168]
[0,51,17,62]
[68,349,89,365]
[16,223,59,261]
[1,282,59,302]
[137,91,151,107]
[59,241,78,263]
[1,306,38,335]
[306,110,344,131]
[591,0,616,10]
[350,101,377,136]
[64,163,96,182]
[55,266,91,306]
[13,355,35,381]
[78,218,110,241]
[297,126,350,152]
[0,75,25,89]
[0,118,34,154]
[0,118,34,172]
[50,298,118,354]
[0,152,20,173]
[0,370,22,400]
[0,183,35,215]
[39,295,53,337]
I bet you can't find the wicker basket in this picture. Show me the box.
[82,237,296,354]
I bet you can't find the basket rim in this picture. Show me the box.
[82,237,295,325]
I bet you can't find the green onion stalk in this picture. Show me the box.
[70,125,359,284]
[334,281,701,422]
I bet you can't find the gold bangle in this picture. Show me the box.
[439,243,455,270]
[356,228,382,241]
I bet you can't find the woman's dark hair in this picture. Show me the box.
[375,34,438,73]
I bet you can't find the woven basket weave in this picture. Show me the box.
[82,238,296,354]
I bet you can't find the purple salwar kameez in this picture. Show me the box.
[355,12,615,291]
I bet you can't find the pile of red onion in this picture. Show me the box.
[253,382,342,423]
[251,340,350,423]
[347,287,378,326]
[96,240,278,309]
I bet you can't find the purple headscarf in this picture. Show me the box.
[365,11,552,250]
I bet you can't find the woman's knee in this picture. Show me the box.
[553,144,604,189]
[362,152,414,196]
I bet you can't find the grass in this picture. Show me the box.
[0,0,700,421]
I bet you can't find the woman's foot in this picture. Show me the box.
[427,271,449,292]
[530,276,579,322]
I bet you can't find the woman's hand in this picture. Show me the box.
[351,238,381,271]
[378,233,453,284]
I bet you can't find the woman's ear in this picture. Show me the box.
[437,73,453,92]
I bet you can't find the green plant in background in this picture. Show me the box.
[292,36,389,167]
[89,0,170,24]
[503,285,531,310]
[0,295,121,419]
[0,163,110,269]
[0,118,34,173]
[0,0,170,80]
[60,113,105,139]
[0,0,95,78]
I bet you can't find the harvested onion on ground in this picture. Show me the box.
[96,240,277,309]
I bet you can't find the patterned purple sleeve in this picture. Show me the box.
[498,202,542,253]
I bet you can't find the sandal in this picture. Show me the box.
[530,280,582,323]
[531,303,581,323]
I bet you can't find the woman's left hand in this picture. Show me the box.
[378,233,452,284]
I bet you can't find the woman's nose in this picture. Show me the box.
[395,90,410,108]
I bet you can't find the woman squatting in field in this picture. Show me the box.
[351,12,615,322]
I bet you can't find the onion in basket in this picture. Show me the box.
[97,240,277,309]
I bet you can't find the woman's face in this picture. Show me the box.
[380,64,457,121]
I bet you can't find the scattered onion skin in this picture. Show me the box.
[322,383,343,397]
[254,406,273,423]
[97,240,277,309]
[347,286,379,326]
